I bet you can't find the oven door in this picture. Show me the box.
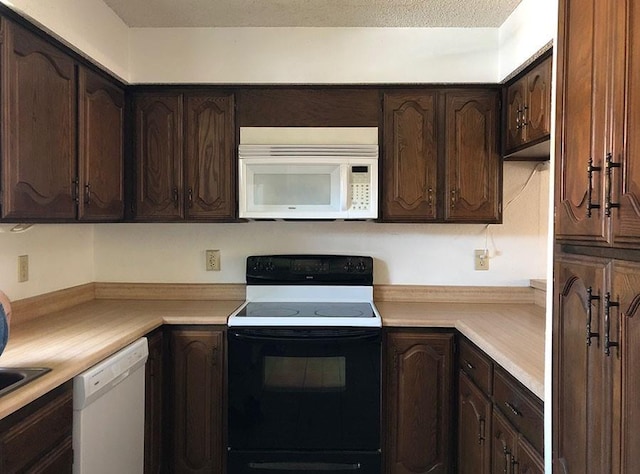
[228,327,381,451]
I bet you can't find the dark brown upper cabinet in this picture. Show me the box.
[133,91,235,222]
[1,19,77,220]
[78,66,125,221]
[0,18,125,222]
[381,88,501,223]
[444,90,501,223]
[504,55,552,158]
[382,91,438,222]
[555,0,640,248]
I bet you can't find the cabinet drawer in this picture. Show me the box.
[493,367,543,454]
[0,385,73,473]
[459,337,493,395]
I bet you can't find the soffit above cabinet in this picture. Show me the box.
[101,0,522,28]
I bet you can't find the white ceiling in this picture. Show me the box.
[101,0,523,28]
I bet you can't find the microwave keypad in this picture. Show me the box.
[351,173,370,211]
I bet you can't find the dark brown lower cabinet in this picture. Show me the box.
[0,381,73,473]
[457,371,491,474]
[491,409,543,474]
[554,252,640,473]
[168,327,225,474]
[145,329,164,474]
[384,330,454,474]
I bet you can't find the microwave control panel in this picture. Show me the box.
[350,166,371,211]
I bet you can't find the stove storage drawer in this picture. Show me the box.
[228,450,381,473]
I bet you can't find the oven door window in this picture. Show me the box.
[263,355,346,392]
[228,328,380,451]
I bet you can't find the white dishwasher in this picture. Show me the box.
[73,337,148,474]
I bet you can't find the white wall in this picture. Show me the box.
[129,27,499,84]
[0,225,94,301]
[94,162,548,286]
[499,0,558,80]
[0,0,129,81]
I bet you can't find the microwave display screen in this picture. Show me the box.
[254,174,331,205]
[352,166,368,173]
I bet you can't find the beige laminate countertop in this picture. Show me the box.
[0,298,545,421]
[378,301,546,400]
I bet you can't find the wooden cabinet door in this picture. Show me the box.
[1,20,76,220]
[505,80,525,151]
[611,260,640,473]
[611,0,640,247]
[145,330,164,474]
[524,57,552,144]
[185,92,236,220]
[444,90,500,222]
[169,328,224,474]
[78,67,124,221]
[553,253,611,473]
[555,0,611,243]
[458,371,491,474]
[382,91,438,222]
[515,435,544,474]
[385,331,453,474]
[490,409,518,474]
[135,93,183,220]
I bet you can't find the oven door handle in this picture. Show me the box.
[229,329,380,343]
[248,461,362,471]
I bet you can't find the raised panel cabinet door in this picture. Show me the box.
[382,91,438,222]
[514,435,544,474]
[555,0,611,243]
[444,90,500,222]
[185,92,236,220]
[78,67,124,221]
[611,260,640,473]
[553,253,611,473]
[169,328,224,474]
[1,20,76,220]
[144,330,164,474]
[134,93,183,220]
[524,57,552,144]
[505,80,526,152]
[490,410,517,474]
[457,371,491,474]
[385,331,454,474]
[611,0,640,247]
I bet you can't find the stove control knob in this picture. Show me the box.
[355,259,367,272]
[265,260,275,272]
[343,259,354,272]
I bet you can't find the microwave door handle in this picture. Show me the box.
[341,165,349,211]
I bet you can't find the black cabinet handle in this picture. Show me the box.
[604,292,620,356]
[463,359,474,371]
[84,183,91,206]
[478,418,485,444]
[587,158,601,217]
[188,187,193,208]
[605,153,621,216]
[172,186,179,207]
[586,287,600,346]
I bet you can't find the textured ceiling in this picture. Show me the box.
[101,0,523,28]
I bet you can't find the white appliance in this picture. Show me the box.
[238,127,378,220]
[73,338,148,474]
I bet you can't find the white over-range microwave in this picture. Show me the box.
[238,127,379,220]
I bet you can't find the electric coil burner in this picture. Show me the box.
[227,255,382,474]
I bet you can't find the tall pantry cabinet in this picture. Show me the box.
[554,0,640,473]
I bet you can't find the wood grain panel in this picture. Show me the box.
[525,57,552,143]
[444,90,500,222]
[11,283,95,324]
[94,282,246,301]
[237,88,380,127]
[374,285,535,303]
[78,66,125,221]
[457,372,491,474]
[382,91,438,222]
[185,92,236,221]
[1,20,76,220]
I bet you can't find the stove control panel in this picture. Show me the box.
[246,255,373,285]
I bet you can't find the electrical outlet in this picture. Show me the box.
[474,249,489,271]
[206,250,221,271]
[18,255,29,282]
